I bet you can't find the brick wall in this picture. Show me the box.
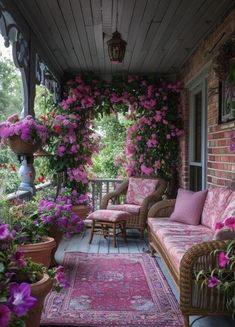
[179,9,235,189]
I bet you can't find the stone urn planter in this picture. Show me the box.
[18,236,56,268]
[25,273,52,327]
[72,205,91,220]
[8,135,41,155]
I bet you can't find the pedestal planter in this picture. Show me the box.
[25,273,52,327]
[18,236,56,268]
[72,205,91,220]
[8,135,41,155]
[49,225,64,266]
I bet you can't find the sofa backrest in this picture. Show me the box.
[201,186,233,230]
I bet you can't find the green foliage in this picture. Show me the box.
[91,114,126,178]
[0,56,22,119]
[0,56,22,193]
[33,85,57,182]
[0,147,20,194]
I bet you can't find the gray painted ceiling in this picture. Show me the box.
[14,0,235,76]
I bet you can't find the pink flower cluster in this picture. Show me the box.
[207,216,235,289]
[0,115,48,144]
[215,216,235,231]
[67,167,88,184]
[124,99,183,177]
[46,73,182,193]
[38,196,85,238]
[0,223,37,326]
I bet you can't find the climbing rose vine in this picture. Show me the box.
[44,74,182,197]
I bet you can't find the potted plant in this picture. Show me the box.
[60,187,91,220]
[0,222,68,327]
[38,194,85,265]
[0,196,55,268]
[197,216,235,317]
[0,114,48,155]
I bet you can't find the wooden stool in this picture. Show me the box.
[87,210,131,247]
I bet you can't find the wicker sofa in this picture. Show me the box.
[147,186,235,327]
[100,176,167,238]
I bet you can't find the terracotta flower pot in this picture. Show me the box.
[8,135,41,155]
[72,205,91,220]
[49,225,64,267]
[18,236,56,268]
[25,273,52,327]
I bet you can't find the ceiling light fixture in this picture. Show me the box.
[107,1,126,63]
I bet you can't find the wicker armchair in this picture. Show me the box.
[100,176,167,238]
[147,200,231,327]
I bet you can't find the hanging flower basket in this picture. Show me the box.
[8,135,41,155]
[0,114,49,155]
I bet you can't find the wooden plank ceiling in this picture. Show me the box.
[14,0,235,76]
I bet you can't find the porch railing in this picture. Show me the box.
[5,179,124,211]
[6,181,52,202]
[89,179,123,211]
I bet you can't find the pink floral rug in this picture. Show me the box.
[40,253,183,327]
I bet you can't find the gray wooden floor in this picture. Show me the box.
[55,227,234,327]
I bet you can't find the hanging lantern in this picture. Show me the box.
[107,31,126,63]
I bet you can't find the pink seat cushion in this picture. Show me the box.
[107,204,141,214]
[201,187,232,230]
[87,210,131,222]
[169,188,207,225]
[126,177,159,205]
[148,218,213,272]
[221,191,235,220]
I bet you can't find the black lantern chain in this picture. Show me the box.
[107,0,126,63]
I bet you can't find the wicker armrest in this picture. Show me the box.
[180,240,228,311]
[100,180,129,209]
[147,199,176,218]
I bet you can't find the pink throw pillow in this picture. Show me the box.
[170,188,208,225]
[126,177,159,205]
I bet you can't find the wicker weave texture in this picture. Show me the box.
[148,199,231,326]
[100,177,167,236]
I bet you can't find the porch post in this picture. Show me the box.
[12,32,37,194]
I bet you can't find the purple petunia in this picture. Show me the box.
[0,224,12,241]
[7,283,37,317]
[208,276,220,288]
[218,252,230,268]
[0,115,48,144]
[11,251,26,268]
[0,304,11,327]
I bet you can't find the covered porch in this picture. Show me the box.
[0,1,235,327]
